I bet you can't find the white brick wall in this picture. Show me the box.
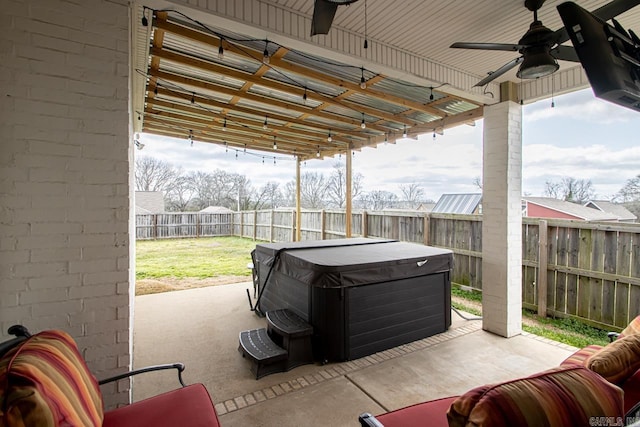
[481,101,523,337]
[1,0,131,408]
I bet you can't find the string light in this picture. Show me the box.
[153,86,158,96]
[263,40,270,64]
[262,156,265,164]
[429,87,434,101]
[273,157,276,165]
[433,130,436,140]
[222,118,227,131]
[403,125,408,138]
[224,140,228,152]
[263,116,268,130]
[235,151,238,159]
[384,133,388,145]
[327,130,332,142]
[218,39,224,60]
[302,87,307,103]
[190,92,195,104]
[244,143,247,153]
[360,113,366,129]
[360,67,366,89]
[316,146,320,157]
[272,135,277,150]
[188,130,193,146]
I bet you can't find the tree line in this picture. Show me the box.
[134,156,434,212]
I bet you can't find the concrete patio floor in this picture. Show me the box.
[132,282,578,426]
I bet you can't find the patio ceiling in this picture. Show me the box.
[133,1,640,160]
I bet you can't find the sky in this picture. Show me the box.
[137,87,639,203]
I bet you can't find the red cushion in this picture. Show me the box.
[374,396,458,427]
[623,371,640,414]
[103,384,220,427]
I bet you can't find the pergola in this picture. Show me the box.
[3,0,640,409]
[132,0,640,338]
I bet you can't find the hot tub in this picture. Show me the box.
[253,238,453,362]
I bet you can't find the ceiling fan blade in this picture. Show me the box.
[474,57,524,87]
[311,0,339,36]
[554,0,640,45]
[550,45,579,62]
[450,42,522,52]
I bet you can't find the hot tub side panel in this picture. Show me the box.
[346,272,451,360]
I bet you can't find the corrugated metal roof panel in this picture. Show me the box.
[432,193,482,214]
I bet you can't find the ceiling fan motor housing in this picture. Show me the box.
[517,20,559,79]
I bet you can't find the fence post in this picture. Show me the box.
[321,209,326,240]
[537,220,548,318]
[270,210,274,242]
[423,214,430,246]
[253,210,257,241]
[362,210,368,238]
[291,210,296,242]
[153,214,158,240]
[196,213,200,238]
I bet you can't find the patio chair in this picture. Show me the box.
[359,365,625,427]
[561,315,640,415]
[0,325,221,427]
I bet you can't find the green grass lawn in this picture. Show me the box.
[136,236,256,279]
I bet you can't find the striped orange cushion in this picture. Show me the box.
[560,344,603,367]
[620,316,640,339]
[447,366,623,427]
[0,330,104,427]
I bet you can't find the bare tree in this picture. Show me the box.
[399,183,425,206]
[251,181,282,210]
[615,174,640,202]
[326,162,364,208]
[544,177,595,203]
[166,175,194,211]
[283,172,329,208]
[135,156,179,192]
[360,190,398,210]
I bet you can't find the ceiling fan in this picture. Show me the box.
[311,0,360,36]
[450,0,640,87]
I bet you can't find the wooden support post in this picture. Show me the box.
[295,158,301,242]
[362,210,368,238]
[253,210,257,241]
[537,220,548,317]
[153,214,158,240]
[423,214,430,246]
[321,209,326,240]
[345,144,352,238]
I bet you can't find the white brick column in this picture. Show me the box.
[481,101,522,337]
[1,0,132,408]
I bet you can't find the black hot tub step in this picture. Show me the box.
[266,309,313,338]
[238,328,288,379]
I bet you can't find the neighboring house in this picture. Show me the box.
[199,206,234,214]
[135,191,165,214]
[584,200,638,223]
[523,197,620,221]
[432,193,482,214]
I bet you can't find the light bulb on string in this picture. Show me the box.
[433,130,436,140]
[222,118,227,131]
[235,151,238,159]
[190,92,195,104]
[273,136,277,150]
[302,87,307,104]
[273,157,276,165]
[262,156,265,164]
[188,130,193,146]
[429,87,434,101]
[263,116,268,130]
[224,141,228,153]
[384,133,388,145]
[218,40,224,60]
[360,67,366,89]
[263,40,270,64]
[403,125,408,138]
[316,146,320,158]
[360,113,366,129]
[327,130,332,142]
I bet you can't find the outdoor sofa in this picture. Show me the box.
[360,316,640,427]
[0,325,220,427]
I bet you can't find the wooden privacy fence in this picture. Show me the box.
[136,209,640,330]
